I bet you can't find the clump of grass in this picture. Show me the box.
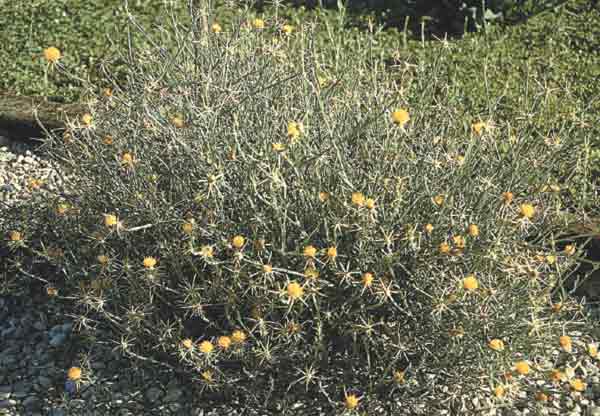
[2,2,599,413]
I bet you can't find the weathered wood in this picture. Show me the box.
[0,93,87,142]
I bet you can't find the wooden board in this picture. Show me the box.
[0,93,87,142]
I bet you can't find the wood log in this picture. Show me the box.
[0,93,87,142]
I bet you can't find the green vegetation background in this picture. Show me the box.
[1,0,599,164]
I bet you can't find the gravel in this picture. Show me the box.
[2,136,600,415]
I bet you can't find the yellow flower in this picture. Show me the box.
[393,370,405,384]
[199,245,214,258]
[467,224,479,237]
[252,18,265,29]
[319,191,329,202]
[81,113,93,126]
[181,338,193,349]
[472,121,486,135]
[231,330,247,344]
[546,255,556,264]
[535,392,548,402]
[201,370,213,383]
[287,121,302,141]
[362,272,374,288]
[391,108,410,126]
[232,235,245,249]
[519,203,536,220]
[488,339,505,352]
[365,198,376,210]
[549,369,564,383]
[287,281,304,300]
[9,231,22,241]
[56,203,69,216]
[182,221,194,234]
[493,385,505,398]
[452,235,465,249]
[43,46,61,63]
[439,242,450,255]
[303,245,317,258]
[570,378,586,392]
[217,336,232,350]
[502,191,514,205]
[345,393,360,410]
[211,23,222,33]
[121,152,134,166]
[588,344,598,358]
[282,24,294,34]
[171,116,185,128]
[304,267,319,280]
[564,244,576,256]
[424,223,434,234]
[514,361,530,376]
[27,178,43,190]
[263,264,273,274]
[143,257,157,269]
[47,287,58,297]
[104,214,118,227]
[462,275,478,292]
[272,142,286,152]
[67,367,82,381]
[326,246,338,259]
[198,340,214,354]
[559,335,572,353]
[351,192,365,207]
[433,194,445,206]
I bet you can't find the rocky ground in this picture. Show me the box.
[2,138,600,416]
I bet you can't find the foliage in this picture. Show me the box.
[2,2,599,412]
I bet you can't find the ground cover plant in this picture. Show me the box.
[2,0,600,414]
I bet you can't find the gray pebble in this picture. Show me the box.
[145,386,163,403]
[37,376,52,389]
[49,333,67,347]
[22,395,41,411]
[588,406,600,416]
[164,387,183,402]
[0,399,16,409]
[48,408,66,416]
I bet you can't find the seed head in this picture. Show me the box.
[463,275,478,291]
[67,367,82,381]
[232,235,245,249]
[199,340,214,354]
[351,192,365,207]
[488,339,505,351]
[217,336,232,350]
[143,256,157,269]
[391,109,410,126]
[345,393,360,410]
[362,272,374,288]
[570,378,586,392]
[43,46,61,63]
[303,245,317,258]
[519,203,536,220]
[231,330,247,344]
[515,361,530,376]
[559,335,572,353]
[564,244,576,256]
[287,281,304,300]
[467,224,479,237]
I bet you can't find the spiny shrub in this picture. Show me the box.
[2,3,599,413]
